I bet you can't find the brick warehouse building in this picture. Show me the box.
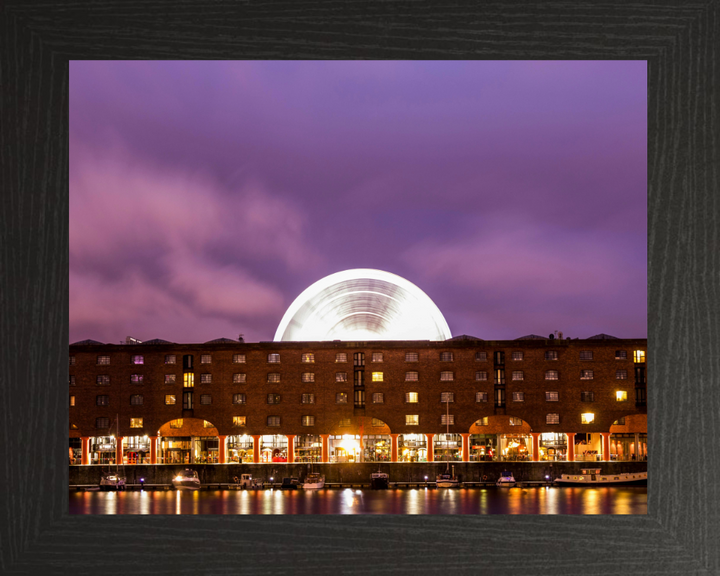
[69,334,648,468]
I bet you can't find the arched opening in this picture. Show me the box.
[610,414,647,461]
[468,415,533,461]
[294,434,322,462]
[398,433,427,462]
[157,418,219,464]
[226,434,254,463]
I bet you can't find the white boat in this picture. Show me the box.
[554,468,647,486]
[371,471,389,490]
[496,470,516,487]
[173,469,201,490]
[436,401,460,488]
[302,472,325,489]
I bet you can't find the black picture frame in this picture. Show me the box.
[2,2,717,574]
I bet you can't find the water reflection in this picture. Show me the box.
[70,487,647,515]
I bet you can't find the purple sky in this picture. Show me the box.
[69,61,647,344]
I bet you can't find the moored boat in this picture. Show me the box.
[496,470,516,488]
[554,468,647,486]
[172,469,201,490]
[302,472,325,489]
[280,477,301,490]
[99,472,126,490]
[370,471,389,489]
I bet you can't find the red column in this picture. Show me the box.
[601,432,611,461]
[460,433,470,462]
[531,433,540,462]
[390,434,399,462]
[218,435,227,464]
[320,434,330,463]
[81,437,90,465]
[149,436,157,464]
[286,435,296,463]
[116,436,124,465]
[252,435,261,463]
[425,434,434,462]
[566,433,576,462]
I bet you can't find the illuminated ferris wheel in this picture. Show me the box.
[274,269,452,342]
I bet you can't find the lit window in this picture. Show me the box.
[405,371,419,382]
[512,371,524,381]
[616,391,628,402]
[130,374,144,384]
[581,391,595,402]
[512,392,524,402]
[475,351,487,362]
[95,417,109,429]
[372,352,383,363]
[440,352,454,362]
[405,392,419,403]
[203,420,214,428]
[301,353,315,363]
[183,373,194,388]
[336,393,348,404]
[494,369,505,385]
[546,413,560,424]
[302,394,315,404]
[96,395,109,406]
[441,414,454,425]
[335,353,347,363]
[581,413,595,424]
[580,370,594,380]
[70,375,76,386]
[165,355,176,364]
[70,356,76,366]
[335,372,347,382]
[267,416,280,427]
[267,373,280,383]
[494,351,505,364]
[200,355,211,364]
[511,351,524,361]
[441,392,454,403]
[475,417,489,426]
[405,352,419,362]
[372,372,384,382]
[165,374,176,384]
[170,419,183,428]
[372,418,384,427]
[475,371,488,381]
[233,416,246,427]
[339,418,351,427]
[545,370,559,380]
[130,394,143,405]
[97,355,110,365]
[546,391,559,402]
[200,394,212,405]
[130,418,143,428]
[615,350,627,360]
[267,394,280,404]
[131,355,144,365]
[200,373,212,384]
[440,371,454,381]
[165,395,176,405]
[509,416,523,425]
[302,416,315,427]
[406,415,419,426]
[372,393,384,404]
[302,373,315,383]
[233,354,246,363]
[70,395,75,406]
[233,393,246,404]
[268,353,280,363]
[475,392,488,403]
[545,351,558,361]
[579,351,593,361]
[634,350,646,363]
[616,370,628,380]
[233,373,246,384]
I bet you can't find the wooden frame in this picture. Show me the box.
[1,1,717,574]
